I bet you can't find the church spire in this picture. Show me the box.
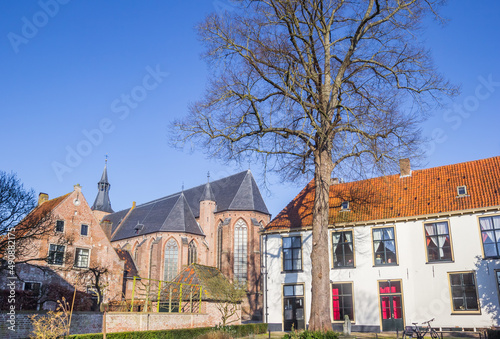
[200,171,215,202]
[92,158,114,213]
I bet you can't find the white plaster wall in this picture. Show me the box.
[264,210,500,331]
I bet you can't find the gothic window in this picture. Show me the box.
[164,239,178,281]
[217,223,223,269]
[188,240,197,265]
[234,219,248,283]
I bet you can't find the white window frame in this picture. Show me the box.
[74,248,90,268]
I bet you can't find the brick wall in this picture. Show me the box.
[0,302,241,338]
[0,312,103,339]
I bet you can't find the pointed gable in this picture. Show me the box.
[228,170,269,214]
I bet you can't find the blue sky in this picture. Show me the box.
[1,1,499,218]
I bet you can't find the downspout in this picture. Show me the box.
[263,233,268,324]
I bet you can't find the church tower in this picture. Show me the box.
[92,159,114,223]
[199,172,216,266]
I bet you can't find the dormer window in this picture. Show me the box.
[341,201,350,211]
[457,185,467,196]
[134,223,144,235]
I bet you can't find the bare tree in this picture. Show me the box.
[206,275,246,326]
[173,0,456,330]
[0,171,65,272]
[75,264,111,309]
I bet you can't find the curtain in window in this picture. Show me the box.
[480,216,500,257]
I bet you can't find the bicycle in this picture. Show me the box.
[402,318,439,339]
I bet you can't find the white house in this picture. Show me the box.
[262,156,500,332]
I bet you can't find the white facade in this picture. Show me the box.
[263,210,500,332]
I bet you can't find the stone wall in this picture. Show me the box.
[0,302,241,339]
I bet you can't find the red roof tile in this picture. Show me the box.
[266,156,500,231]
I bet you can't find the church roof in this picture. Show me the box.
[107,170,269,241]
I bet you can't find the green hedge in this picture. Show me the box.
[67,323,268,339]
[281,330,339,339]
[488,329,500,339]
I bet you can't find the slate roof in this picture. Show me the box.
[108,170,269,241]
[266,156,500,231]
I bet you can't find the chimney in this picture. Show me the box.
[399,158,411,177]
[38,193,49,206]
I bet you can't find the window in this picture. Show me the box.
[340,201,350,211]
[332,283,354,321]
[23,282,41,310]
[479,215,500,258]
[24,282,41,295]
[217,223,223,269]
[164,239,178,281]
[234,219,248,283]
[284,284,304,297]
[188,240,197,265]
[81,224,89,236]
[457,185,467,196]
[373,227,397,265]
[425,222,452,262]
[332,231,354,268]
[449,272,479,312]
[48,244,65,265]
[56,220,64,232]
[74,248,90,268]
[496,271,500,302]
[283,236,302,271]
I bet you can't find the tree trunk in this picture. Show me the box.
[308,148,334,331]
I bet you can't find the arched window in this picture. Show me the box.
[188,240,197,265]
[217,223,223,269]
[234,219,247,283]
[164,239,178,281]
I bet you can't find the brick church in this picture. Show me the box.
[93,164,271,320]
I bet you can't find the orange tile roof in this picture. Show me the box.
[14,193,71,236]
[266,156,500,231]
[114,248,138,277]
